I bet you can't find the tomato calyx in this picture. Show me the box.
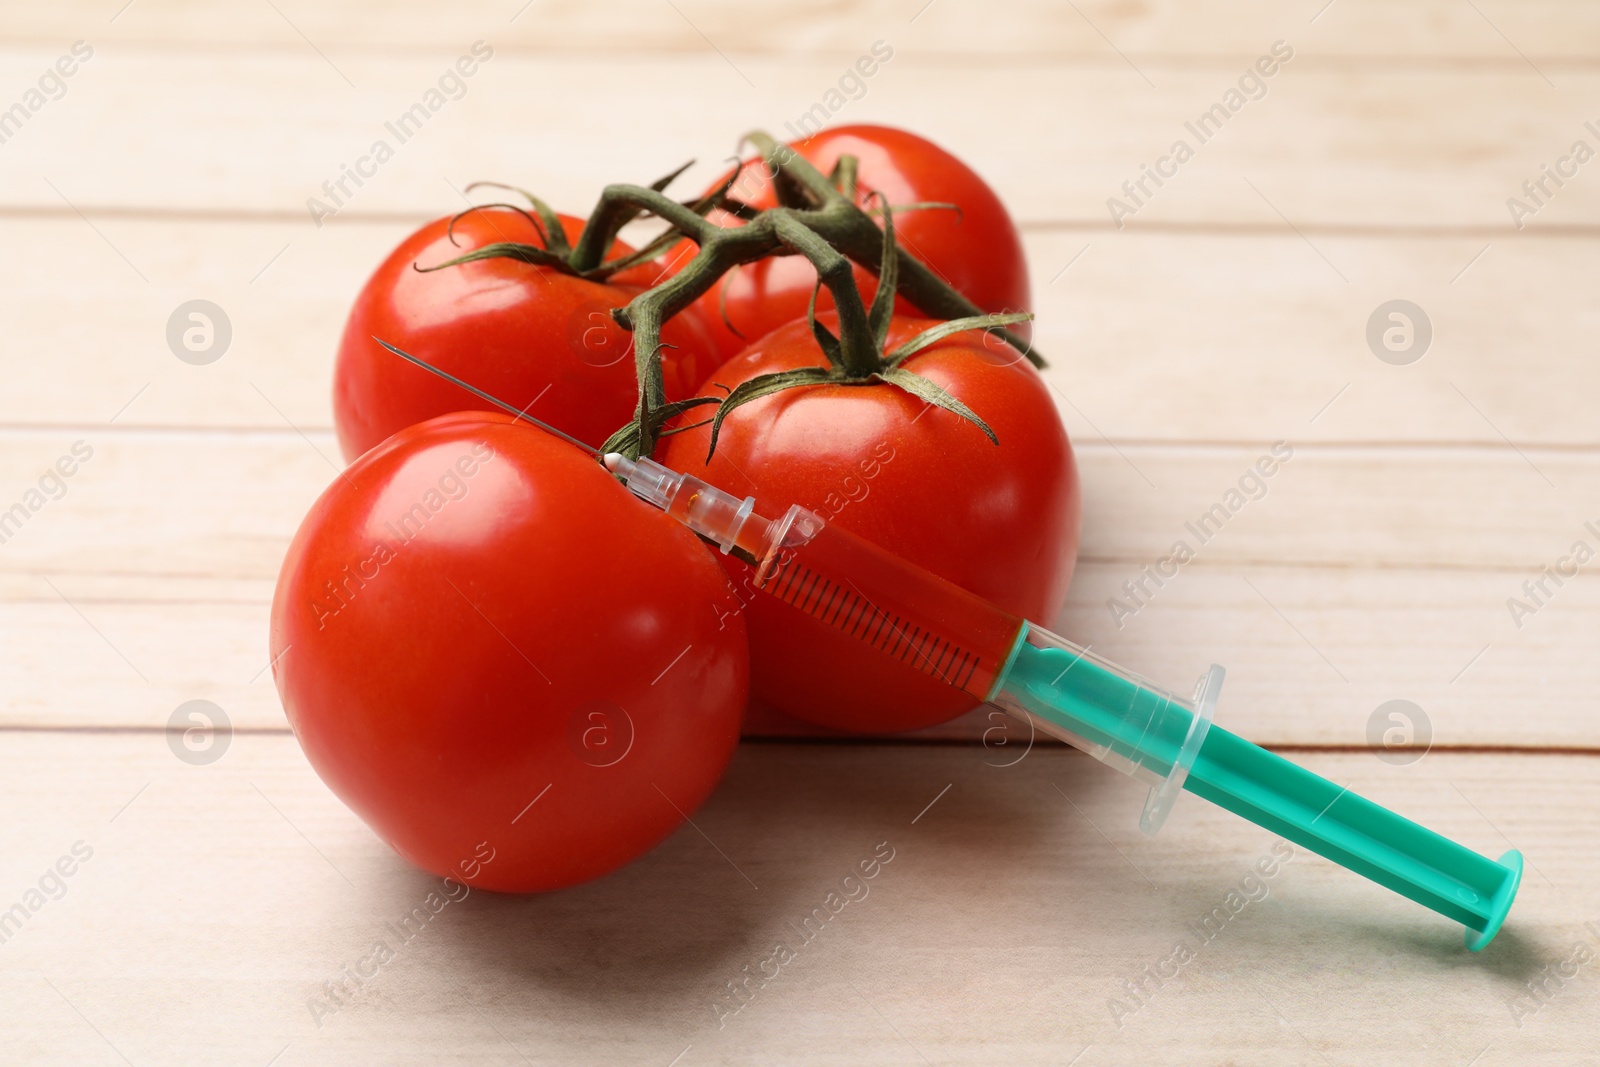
[698,200,1032,461]
[575,130,1042,457]
[593,394,721,463]
[748,147,962,224]
[384,130,1042,460]
[410,164,719,282]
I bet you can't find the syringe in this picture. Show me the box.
[606,451,1523,951]
[371,336,1522,949]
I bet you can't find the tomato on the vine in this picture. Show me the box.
[333,210,717,462]
[678,125,1032,362]
[662,313,1078,734]
[272,410,748,891]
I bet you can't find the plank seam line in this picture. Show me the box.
[11,427,1600,459]
[4,37,1600,72]
[1,725,1595,757]
[2,206,1600,241]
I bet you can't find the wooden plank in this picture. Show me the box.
[771,559,1600,750]
[2,428,1591,741]
[1,48,1598,228]
[7,556,1597,748]
[5,3,1593,1061]
[0,734,1592,1064]
[0,431,1592,580]
[5,222,1599,447]
[9,0,1600,60]
[1033,232,1600,448]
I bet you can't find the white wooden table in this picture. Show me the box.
[3,2,1598,1063]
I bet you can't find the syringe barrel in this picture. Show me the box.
[990,622,1221,833]
[747,509,1213,828]
[750,505,1025,702]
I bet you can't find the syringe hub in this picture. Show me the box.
[606,453,763,556]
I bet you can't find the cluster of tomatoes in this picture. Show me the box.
[270,125,1080,892]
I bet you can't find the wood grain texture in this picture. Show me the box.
[2,432,1595,745]
[6,551,1599,749]
[1,47,1598,229]
[5,221,1599,446]
[0,736,1593,1066]
[1,432,1594,581]
[0,562,1572,741]
[0,428,1593,748]
[2,1,1595,1061]
[9,0,1600,59]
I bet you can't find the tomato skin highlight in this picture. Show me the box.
[681,125,1032,362]
[272,411,748,891]
[662,315,1079,734]
[333,212,717,462]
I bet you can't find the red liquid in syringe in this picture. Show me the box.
[747,505,1024,703]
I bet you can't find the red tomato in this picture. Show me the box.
[271,411,748,891]
[333,211,718,462]
[661,314,1078,734]
[676,125,1032,362]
